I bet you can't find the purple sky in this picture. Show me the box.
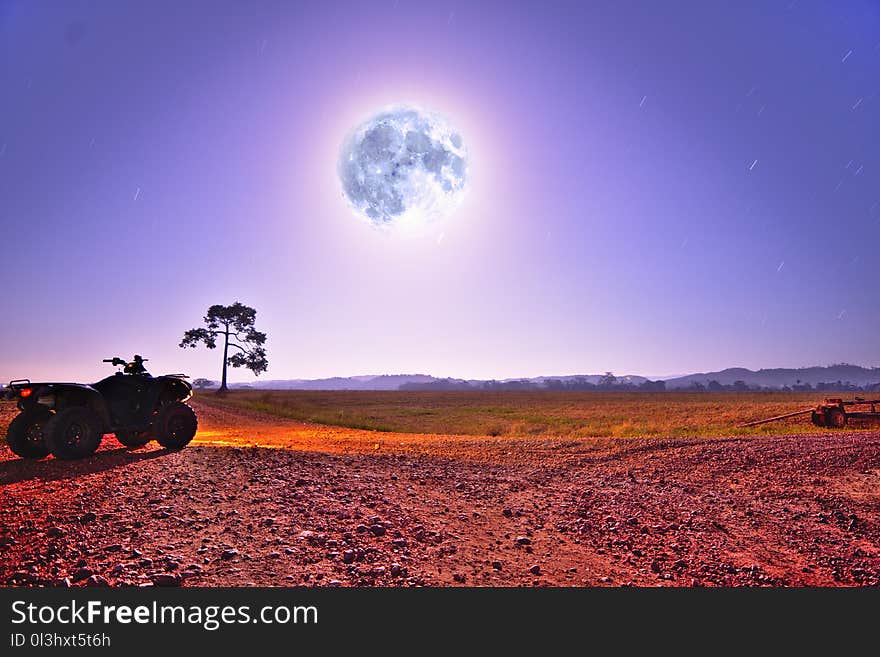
[1,1,879,383]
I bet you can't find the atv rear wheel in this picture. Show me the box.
[115,429,152,447]
[155,402,197,449]
[6,408,53,459]
[45,407,103,459]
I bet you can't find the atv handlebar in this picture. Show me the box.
[104,357,148,367]
[104,356,150,377]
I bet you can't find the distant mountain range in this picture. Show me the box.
[662,364,880,389]
[223,365,880,391]
[225,373,649,391]
[228,374,437,391]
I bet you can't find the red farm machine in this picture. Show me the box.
[742,398,880,429]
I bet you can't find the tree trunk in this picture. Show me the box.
[217,328,230,394]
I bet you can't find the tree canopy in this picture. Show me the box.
[180,302,268,392]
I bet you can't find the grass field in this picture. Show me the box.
[197,390,872,438]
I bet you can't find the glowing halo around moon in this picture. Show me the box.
[337,104,469,229]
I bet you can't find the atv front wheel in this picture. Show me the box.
[115,429,152,447]
[45,407,103,459]
[155,402,198,449]
[6,408,53,459]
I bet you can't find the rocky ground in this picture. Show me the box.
[1,400,878,587]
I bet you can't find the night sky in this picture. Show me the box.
[1,1,878,383]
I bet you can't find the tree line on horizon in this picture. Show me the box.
[185,371,880,393]
[398,376,880,393]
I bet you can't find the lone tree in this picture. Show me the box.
[192,378,215,390]
[180,302,268,393]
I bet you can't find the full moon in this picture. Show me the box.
[338,105,468,227]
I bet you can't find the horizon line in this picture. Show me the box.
[212,362,879,385]
[3,362,878,387]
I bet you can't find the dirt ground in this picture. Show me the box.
[1,399,878,587]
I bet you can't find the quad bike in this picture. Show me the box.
[3,356,197,460]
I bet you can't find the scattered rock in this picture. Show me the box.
[297,531,324,545]
[151,573,182,587]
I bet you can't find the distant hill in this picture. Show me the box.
[221,365,880,392]
[228,373,650,391]
[506,374,649,386]
[229,374,436,390]
[665,364,880,390]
